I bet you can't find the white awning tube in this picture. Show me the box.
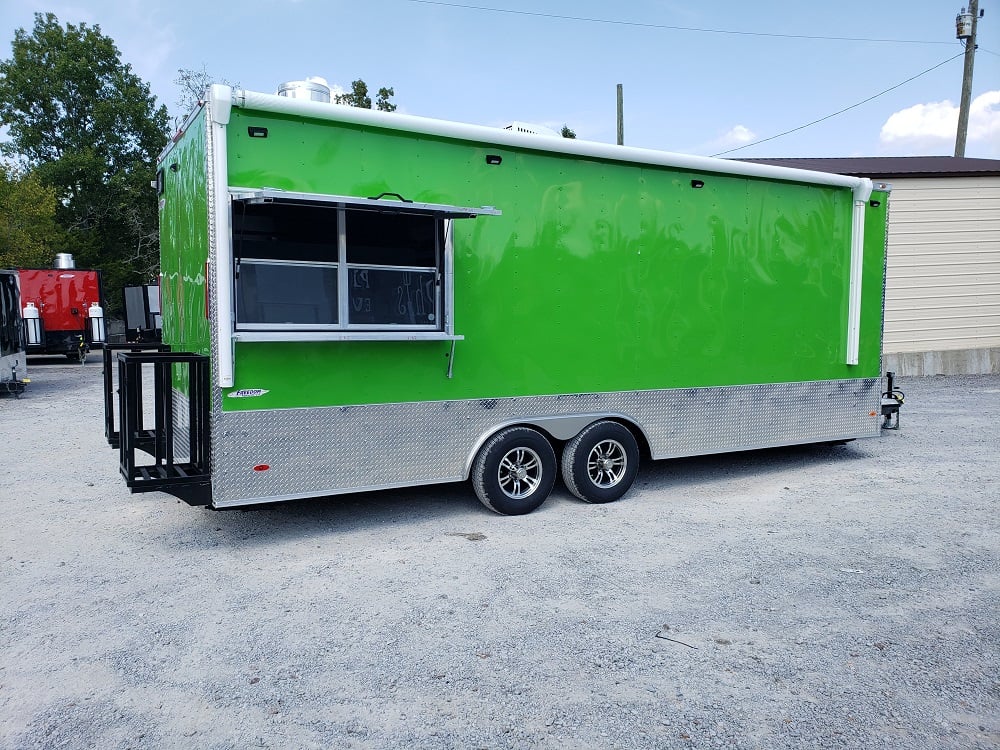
[233,88,873,198]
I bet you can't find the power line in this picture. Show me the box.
[712,51,966,157]
[403,0,953,45]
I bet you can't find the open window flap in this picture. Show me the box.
[229,187,500,219]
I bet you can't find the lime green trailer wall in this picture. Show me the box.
[142,85,890,512]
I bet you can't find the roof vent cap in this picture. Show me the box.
[276,76,332,103]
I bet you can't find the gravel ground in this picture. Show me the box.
[1,360,998,750]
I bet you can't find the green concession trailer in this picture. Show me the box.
[105,84,893,513]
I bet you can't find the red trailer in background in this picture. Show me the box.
[19,254,106,362]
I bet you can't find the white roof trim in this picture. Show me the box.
[231,86,872,202]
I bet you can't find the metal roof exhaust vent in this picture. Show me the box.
[54,253,75,269]
[503,121,559,137]
[276,76,332,103]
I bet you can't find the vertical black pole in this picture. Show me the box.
[616,84,624,146]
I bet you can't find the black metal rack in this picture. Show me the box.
[116,351,211,503]
[102,343,172,448]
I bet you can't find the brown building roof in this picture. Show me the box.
[733,156,1000,178]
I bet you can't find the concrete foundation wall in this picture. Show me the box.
[883,347,1000,376]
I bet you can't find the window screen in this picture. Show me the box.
[346,211,437,266]
[237,261,338,326]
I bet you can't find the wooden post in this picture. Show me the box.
[955,0,979,157]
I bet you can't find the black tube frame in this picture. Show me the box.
[102,343,172,448]
[117,351,210,502]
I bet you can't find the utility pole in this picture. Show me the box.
[954,1,981,157]
[616,84,624,146]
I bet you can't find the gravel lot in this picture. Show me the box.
[1,360,998,750]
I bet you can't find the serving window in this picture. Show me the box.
[229,189,498,341]
[233,200,448,333]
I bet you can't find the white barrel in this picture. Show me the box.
[88,302,106,343]
[54,253,76,269]
[23,302,42,345]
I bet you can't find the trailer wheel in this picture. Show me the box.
[561,420,640,504]
[472,426,557,515]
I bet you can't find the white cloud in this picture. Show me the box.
[19,1,175,73]
[721,125,756,145]
[107,1,176,80]
[879,90,1000,157]
[969,91,1000,144]
[880,99,957,142]
[687,125,757,156]
[16,1,179,107]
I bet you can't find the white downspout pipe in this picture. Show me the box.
[209,85,234,388]
[846,180,873,366]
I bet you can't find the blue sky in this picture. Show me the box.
[2,0,998,158]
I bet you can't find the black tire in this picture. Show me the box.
[561,420,640,504]
[472,426,557,515]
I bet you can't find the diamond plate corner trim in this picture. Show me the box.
[204,96,227,487]
[208,378,881,507]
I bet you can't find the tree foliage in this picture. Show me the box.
[336,79,397,112]
[561,125,577,139]
[0,13,169,312]
[336,79,371,109]
[375,87,397,113]
[0,165,62,269]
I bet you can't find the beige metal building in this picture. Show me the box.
[741,156,1000,376]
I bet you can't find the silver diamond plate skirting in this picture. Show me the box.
[206,378,881,507]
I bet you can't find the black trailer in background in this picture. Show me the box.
[123,285,162,343]
[0,270,28,395]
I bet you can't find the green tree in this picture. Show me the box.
[0,165,62,268]
[376,86,397,113]
[0,12,169,311]
[336,79,397,111]
[336,79,371,109]
[561,125,577,139]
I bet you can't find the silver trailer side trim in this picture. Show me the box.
[208,377,881,508]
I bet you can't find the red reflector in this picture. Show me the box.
[253,464,270,472]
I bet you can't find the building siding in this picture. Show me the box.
[883,175,1000,355]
